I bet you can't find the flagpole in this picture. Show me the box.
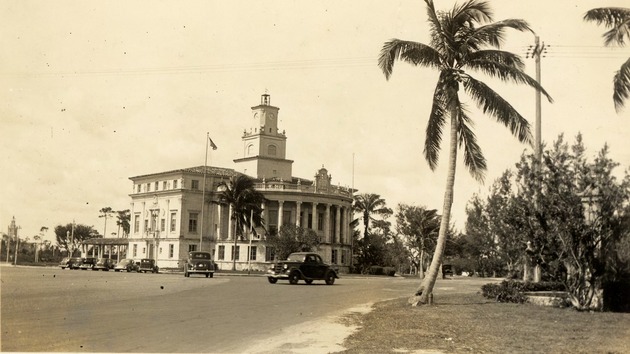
[200,132,209,250]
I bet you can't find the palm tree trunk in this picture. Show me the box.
[416,107,458,304]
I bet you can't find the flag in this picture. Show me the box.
[209,136,218,150]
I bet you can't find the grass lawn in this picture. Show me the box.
[339,277,630,354]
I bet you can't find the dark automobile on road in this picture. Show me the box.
[114,259,138,272]
[93,258,116,271]
[137,258,159,273]
[184,251,215,278]
[267,252,338,285]
[62,257,83,270]
[80,257,97,270]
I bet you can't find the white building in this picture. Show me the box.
[127,94,354,272]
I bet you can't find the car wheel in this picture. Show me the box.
[289,271,300,285]
[184,270,189,277]
[305,279,313,285]
[267,277,278,284]
[325,272,335,285]
[205,273,209,278]
[209,273,214,278]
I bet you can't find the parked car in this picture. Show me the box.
[267,252,338,285]
[59,257,70,269]
[67,257,83,270]
[114,259,139,272]
[442,264,453,278]
[79,257,97,270]
[183,251,215,278]
[137,258,159,273]
[93,258,116,271]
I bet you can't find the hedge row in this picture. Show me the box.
[481,280,566,303]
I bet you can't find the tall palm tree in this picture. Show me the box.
[353,193,393,241]
[379,0,552,305]
[584,7,630,112]
[116,209,131,238]
[216,174,266,270]
[99,207,114,237]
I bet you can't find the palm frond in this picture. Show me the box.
[465,58,553,102]
[451,0,493,26]
[423,72,449,170]
[584,7,630,46]
[466,49,525,70]
[457,106,487,181]
[613,56,630,111]
[463,75,532,144]
[378,40,441,80]
[468,19,533,49]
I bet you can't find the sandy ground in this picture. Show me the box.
[243,303,373,354]
[242,302,444,354]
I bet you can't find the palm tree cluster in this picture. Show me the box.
[379,0,552,305]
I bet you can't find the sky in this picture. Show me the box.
[2,0,630,244]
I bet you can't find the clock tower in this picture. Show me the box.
[234,93,293,180]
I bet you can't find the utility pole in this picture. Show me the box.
[526,35,547,283]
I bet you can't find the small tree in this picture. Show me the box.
[396,204,440,278]
[265,224,319,261]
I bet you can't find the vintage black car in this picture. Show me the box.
[184,251,215,278]
[60,257,83,269]
[267,252,338,285]
[79,257,97,270]
[114,258,139,272]
[137,258,159,273]
[93,258,116,271]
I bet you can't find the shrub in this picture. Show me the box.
[481,280,566,303]
[367,266,384,275]
[383,267,396,276]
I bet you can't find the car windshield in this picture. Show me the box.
[190,252,210,259]
[287,254,306,262]
[118,259,131,265]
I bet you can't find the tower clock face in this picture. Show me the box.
[268,113,275,120]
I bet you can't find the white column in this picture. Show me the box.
[217,204,222,240]
[296,202,302,227]
[278,201,284,228]
[311,203,317,230]
[325,204,331,243]
[335,206,341,244]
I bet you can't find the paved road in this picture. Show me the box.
[1,266,419,353]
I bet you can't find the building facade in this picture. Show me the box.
[127,94,354,272]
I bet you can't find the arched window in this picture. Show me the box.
[268,145,277,156]
[247,144,254,156]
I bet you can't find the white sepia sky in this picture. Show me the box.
[2,0,629,243]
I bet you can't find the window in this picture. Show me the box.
[249,246,257,261]
[268,210,278,234]
[266,247,275,262]
[332,249,338,264]
[341,250,346,265]
[169,244,174,258]
[163,181,167,190]
[159,247,162,254]
[189,212,198,232]
[173,180,178,189]
[142,247,146,255]
[134,214,140,233]
[137,185,141,193]
[247,144,253,156]
[160,218,165,232]
[318,213,324,231]
[191,180,199,190]
[283,210,292,226]
[147,183,151,192]
[233,245,240,261]
[268,145,277,156]
[144,219,149,232]
[155,181,159,191]
[188,244,197,252]
[308,213,313,229]
[133,244,137,257]
[218,245,225,260]
[170,212,177,232]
